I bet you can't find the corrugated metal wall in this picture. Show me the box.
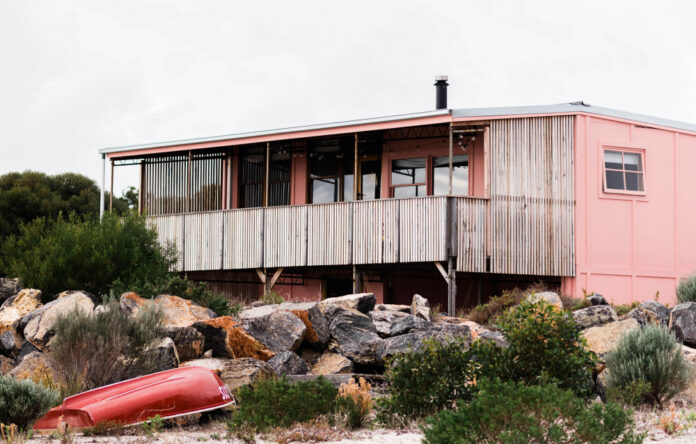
[489,116,575,276]
[456,197,487,273]
[147,215,184,271]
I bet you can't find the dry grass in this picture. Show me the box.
[272,418,350,443]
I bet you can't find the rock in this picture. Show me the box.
[0,289,43,327]
[219,358,276,393]
[572,305,618,329]
[154,294,217,327]
[310,352,354,375]
[0,278,21,305]
[143,337,180,372]
[410,294,431,321]
[239,305,278,319]
[242,310,306,353]
[318,293,376,315]
[94,304,107,314]
[0,355,14,375]
[381,324,472,361]
[588,293,608,306]
[58,290,99,305]
[0,325,24,357]
[120,292,148,315]
[627,301,670,327]
[250,301,265,308]
[282,303,330,348]
[267,352,309,375]
[477,329,509,348]
[369,310,428,337]
[164,326,205,361]
[595,369,609,401]
[203,349,213,358]
[375,304,411,313]
[526,292,563,310]
[670,302,696,346]
[300,349,322,367]
[16,341,39,362]
[21,291,94,350]
[582,318,640,359]
[192,316,273,361]
[10,351,55,380]
[326,307,384,366]
[682,345,696,366]
[179,357,230,374]
[428,323,472,342]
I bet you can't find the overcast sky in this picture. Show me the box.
[2,0,696,194]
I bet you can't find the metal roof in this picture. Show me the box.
[99,102,696,155]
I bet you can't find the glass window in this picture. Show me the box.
[268,152,291,206]
[603,149,645,193]
[391,158,426,197]
[433,155,469,196]
[309,145,342,204]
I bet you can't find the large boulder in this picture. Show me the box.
[587,293,608,306]
[0,278,21,305]
[242,310,306,353]
[0,289,42,327]
[410,294,431,321]
[572,305,618,329]
[310,352,354,375]
[326,306,384,366]
[267,352,309,375]
[375,304,411,313]
[368,310,429,338]
[318,293,376,315]
[192,316,273,361]
[0,355,14,375]
[164,326,205,361]
[242,303,330,348]
[381,323,472,361]
[0,325,24,357]
[626,301,670,328]
[179,357,230,373]
[10,351,57,382]
[219,358,276,393]
[141,337,180,373]
[670,302,696,346]
[21,291,94,350]
[120,292,216,327]
[582,318,640,359]
[120,292,148,315]
[526,292,563,310]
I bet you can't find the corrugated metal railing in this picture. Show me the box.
[147,196,488,272]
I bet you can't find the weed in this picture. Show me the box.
[81,421,125,437]
[141,415,163,438]
[0,423,26,444]
[659,407,683,435]
[336,377,372,429]
[260,290,285,305]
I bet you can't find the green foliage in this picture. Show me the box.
[377,338,478,420]
[48,301,166,395]
[422,379,643,444]
[233,376,337,431]
[677,273,696,303]
[141,415,163,438]
[471,300,597,397]
[335,396,367,429]
[0,375,60,430]
[466,289,524,325]
[606,324,692,407]
[612,302,639,317]
[113,274,238,317]
[607,380,652,407]
[260,290,285,305]
[1,212,176,300]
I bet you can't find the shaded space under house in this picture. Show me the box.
[99,77,696,312]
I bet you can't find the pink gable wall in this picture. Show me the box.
[563,114,696,305]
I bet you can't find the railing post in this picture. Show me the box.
[99,154,105,220]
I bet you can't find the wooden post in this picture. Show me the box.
[352,264,358,294]
[186,150,192,213]
[264,142,270,207]
[448,124,453,195]
[353,133,358,201]
[109,159,114,212]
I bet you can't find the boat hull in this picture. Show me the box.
[33,367,234,431]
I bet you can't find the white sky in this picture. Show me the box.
[2,0,696,195]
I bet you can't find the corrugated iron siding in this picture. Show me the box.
[456,197,487,272]
[490,116,575,276]
[264,206,308,268]
[399,197,448,263]
[184,212,224,271]
[224,209,263,269]
[147,215,184,271]
[307,202,353,266]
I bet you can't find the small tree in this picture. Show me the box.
[606,324,692,407]
[0,376,59,430]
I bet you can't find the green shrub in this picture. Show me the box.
[0,375,60,430]
[1,212,176,300]
[606,324,692,407]
[260,290,285,305]
[613,302,639,317]
[422,379,643,444]
[48,301,166,395]
[466,289,524,325]
[232,376,337,431]
[677,273,696,303]
[471,300,597,397]
[377,338,478,420]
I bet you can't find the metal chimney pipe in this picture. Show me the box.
[434,75,448,109]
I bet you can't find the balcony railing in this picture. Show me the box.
[146,196,488,273]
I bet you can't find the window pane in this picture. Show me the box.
[343,173,354,201]
[393,185,425,198]
[311,177,339,204]
[433,155,468,196]
[605,170,624,190]
[310,148,340,178]
[623,153,642,172]
[392,158,425,185]
[625,172,644,191]
[604,150,623,170]
[360,160,381,200]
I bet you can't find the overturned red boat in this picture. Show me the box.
[33,366,234,431]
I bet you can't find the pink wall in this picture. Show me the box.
[291,152,308,205]
[563,114,696,305]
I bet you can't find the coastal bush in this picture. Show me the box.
[422,379,643,444]
[1,212,175,300]
[232,376,337,431]
[0,375,60,430]
[465,289,524,325]
[48,301,166,395]
[377,338,478,420]
[677,273,696,303]
[471,300,597,397]
[336,377,373,429]
[606,324,692,407]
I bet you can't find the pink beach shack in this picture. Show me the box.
[99,78,696,313]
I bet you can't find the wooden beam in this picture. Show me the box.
[448,124,453,195]
[255,269,266,284]
[434,261,448,280]
[269,267,284,289]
